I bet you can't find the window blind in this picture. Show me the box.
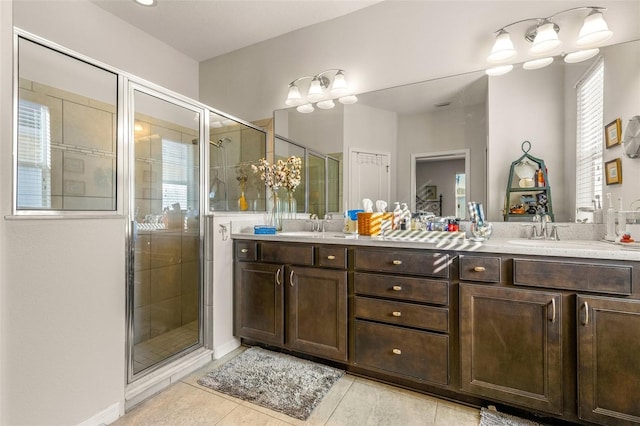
[17,100,51,208]
[575,58,604,209]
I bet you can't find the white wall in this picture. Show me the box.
[1,1,199,424]
[487,63,566,222]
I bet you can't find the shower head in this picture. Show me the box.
[210,137,232,147]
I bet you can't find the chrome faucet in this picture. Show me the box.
[310,214,320,232]
[529,213,552,239]
[322,213,333,232]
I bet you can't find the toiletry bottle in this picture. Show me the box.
[605,193,616,241]
[400,203,411,224]
[594,194,603,223]
[618,197,626,238]
[537,168,545,187]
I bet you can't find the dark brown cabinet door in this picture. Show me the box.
[460,284,563,414]
[287,265,348,361]
[234,262,284,346]
[577,296,640,425]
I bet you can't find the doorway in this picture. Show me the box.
[348,149,391,210]
[410,149,470,218]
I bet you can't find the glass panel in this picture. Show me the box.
[209,112,266,211]
[308,152,326,217]
[17,37,117,211]
[132,89,201,376]
[275,137,306,212]
[327,155,341,213]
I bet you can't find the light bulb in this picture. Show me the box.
[577,10,613,47]
[487,30,517,63]
[529,21,561,55]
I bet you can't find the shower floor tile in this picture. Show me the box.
[134,320,199,373]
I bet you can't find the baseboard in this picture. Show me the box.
[213,338,241,359]
[76,402,121,426]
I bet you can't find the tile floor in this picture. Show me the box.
[115,347,481,426]
[133,321,199,373]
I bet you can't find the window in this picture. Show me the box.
[161,139,194,210]
[575,58,604,209]
[17,100,52,208]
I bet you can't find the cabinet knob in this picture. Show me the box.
[392,285,402,291]
[392,311,402,317]
[240,248,248,253]
[473,266,486,272]
[392,260,402,265]
[327,255,336,260]
[392,348,402,355]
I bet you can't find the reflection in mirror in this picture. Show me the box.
[209,112,266,211]
[16,37,118,211]
[274,136,306,212]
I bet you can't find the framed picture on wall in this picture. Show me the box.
[605,158,622,185]
[424,185,437,200]
[605,118,622,148]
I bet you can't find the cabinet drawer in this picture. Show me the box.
[514,258,632,295]
[236,241,257,261]
[460,255,501,282]
[355,272,449,305]
[261,242,314,266]
[355,297,448,332]
[317,246,347,269]
[354,249,449,277]
[355,320,449,385]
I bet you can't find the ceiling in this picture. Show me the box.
[90,0,382,62]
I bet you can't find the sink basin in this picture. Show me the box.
[507,239,613,249]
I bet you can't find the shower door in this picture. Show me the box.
[128,86,203,380]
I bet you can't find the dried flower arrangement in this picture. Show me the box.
[251,156,302,193]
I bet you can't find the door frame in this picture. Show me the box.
[347,147,391,210]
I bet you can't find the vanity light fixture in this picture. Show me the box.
[285,69,358,113]
[486,6,613,75]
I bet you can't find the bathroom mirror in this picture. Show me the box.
[275,38,640,222]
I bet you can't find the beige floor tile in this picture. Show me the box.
[244,374,356,426]
[217,405,296,425]
[180,346,247,388]
[112,382,238,426]
[435,401,480,426]
[326,379,438,425]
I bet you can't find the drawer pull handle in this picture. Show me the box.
[392,260,402,265]
[473,266,486,272]
[392,311,402,317]
[240,248,248,253]
[392,348,402,355]
[327,255,336,260]
[392,285,402,291]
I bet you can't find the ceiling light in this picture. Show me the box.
[296,104,315,113]
[487,30,517,63]
[577,9,613,47]
[523,57,554,70]
[485,65,513,76]
[529,21,561,55]
[317,99,336,110]
[285,69,357,112]
[564,48,600,63]
[134,0,157,6]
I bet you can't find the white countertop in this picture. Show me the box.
[232,231,640,262]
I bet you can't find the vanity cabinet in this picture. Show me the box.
[353,248,453,387]
[460,283,563,414]
[577,295,640,425]
[234,241,348,361]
